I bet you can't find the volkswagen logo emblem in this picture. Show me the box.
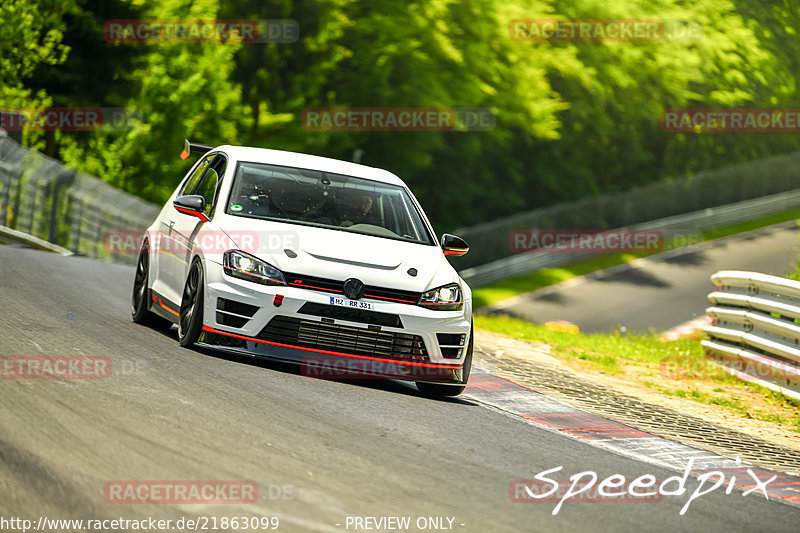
[343,278,365,300]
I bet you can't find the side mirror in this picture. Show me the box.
[173,195,209,222]
[441,233,469,257]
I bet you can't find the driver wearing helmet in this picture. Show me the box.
[338,191,374,227]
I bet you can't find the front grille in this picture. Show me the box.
[298,302,403,328]
[364,285,421,304]
[284,273,341,293]
[259,316,428,361]
[284,272,421,304]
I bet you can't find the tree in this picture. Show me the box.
[0,0,71,150]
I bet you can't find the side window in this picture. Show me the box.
[193,155,227,218]
[209,156,227,212]
[195,168,219,218]
[180,156,212,196]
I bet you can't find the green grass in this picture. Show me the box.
[475,314,707,369]
[660,385,800,430]
[474,315,705,363]
[476,314,800,432]
[472,208,800,308]
[663,388,746,412]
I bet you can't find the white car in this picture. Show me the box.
[132,141,473,396]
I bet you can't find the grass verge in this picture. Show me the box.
[472,208,800,308]
[475,314,800,434]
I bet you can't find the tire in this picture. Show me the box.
[416,321,473,398]
[178,259,205,347]
[131,241,173,329]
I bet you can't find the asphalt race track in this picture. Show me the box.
[489,223,800,333]
[1,246,799,532]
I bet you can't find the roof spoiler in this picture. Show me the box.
[180,139,215,160]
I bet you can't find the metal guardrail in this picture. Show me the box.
[460,190,800,287]
[0,130,160,265]
[703,271,800,401]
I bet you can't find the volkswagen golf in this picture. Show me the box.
[131,141,473,396]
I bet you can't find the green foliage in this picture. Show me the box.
[9,0,800,230]
[0,0,71,137]
[59,0,252,201]
[474,313,707,366]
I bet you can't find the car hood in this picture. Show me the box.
[218,217,458,292]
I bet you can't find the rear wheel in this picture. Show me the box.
[178,259,205,347]
[416,322,473,398]
[131,242,173,329]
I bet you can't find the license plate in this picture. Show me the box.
[330,296,373,310]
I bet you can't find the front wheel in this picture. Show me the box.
[416,321,473,398]
[178,259,205,347]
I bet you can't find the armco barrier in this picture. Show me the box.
[0,130,160,264]
[703,270,800,401]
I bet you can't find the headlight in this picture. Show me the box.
[223,250,286,286]
[418,283,463,311]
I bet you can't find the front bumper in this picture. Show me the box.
[197,260,472,384]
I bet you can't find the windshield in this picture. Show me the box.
[225,161,434,245]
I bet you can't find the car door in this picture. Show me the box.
[163,154,227,305]
[150,155,211,307]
